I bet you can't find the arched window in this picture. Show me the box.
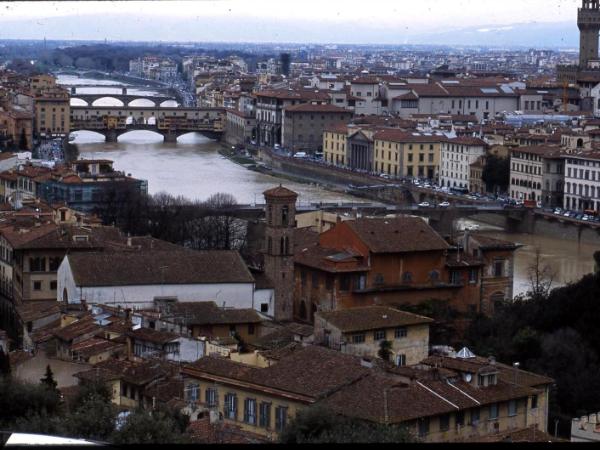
[577,138,584,149]
[402,272,413,284]
[283,236,289,255]
[429,270,440,283]
[282,205,289,227]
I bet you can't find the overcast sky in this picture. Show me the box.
[0,0,581,44]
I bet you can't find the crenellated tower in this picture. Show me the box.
[579,0,600,68]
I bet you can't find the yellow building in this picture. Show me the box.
[313,306,432,366]
[323,124,349,166]
[29,74,57,91]
[34,87,71,137]
[182,344,553,443]
[374,129,444,180]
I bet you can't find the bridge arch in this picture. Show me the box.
[117,129,165,142]
[127,98,158,108]
[91,97,125,107]
[159,99,179,107]
[70,98,89,106]
[68,130,106,142]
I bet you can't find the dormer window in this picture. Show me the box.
[477,373,498,387]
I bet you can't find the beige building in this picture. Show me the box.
[323,124,350,166]
[374,129,444,179]
[470,156,486,194]
[181,344,553,443]
[314,306,432,366]
[34,87,71,137]
[295,210,353,233]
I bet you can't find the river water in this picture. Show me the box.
[60,75,599,297]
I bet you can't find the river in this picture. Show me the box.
[59,74,599,297]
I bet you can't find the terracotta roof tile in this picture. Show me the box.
[317,306,433,333]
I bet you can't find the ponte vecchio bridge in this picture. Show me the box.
[70,105,225,142]
[69,86,180,108]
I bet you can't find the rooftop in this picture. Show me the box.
[317,306,433,333]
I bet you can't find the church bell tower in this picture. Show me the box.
[263,185,298,322]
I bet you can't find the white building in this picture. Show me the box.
[440,137,487,191]
[57,250,257,311]
[564,151,600,212]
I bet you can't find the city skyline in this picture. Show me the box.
[0,0,581,46]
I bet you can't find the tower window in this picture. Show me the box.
[282,206,289,226]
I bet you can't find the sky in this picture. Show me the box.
[0,0,582,45]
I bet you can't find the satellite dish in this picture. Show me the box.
[465,374,473,383]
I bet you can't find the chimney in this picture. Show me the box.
[488,356,496,365]
[127,235,132,247]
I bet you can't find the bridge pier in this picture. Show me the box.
[164,132,178,143]
[106,129,118,143]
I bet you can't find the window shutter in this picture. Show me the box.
[233,395,238,420]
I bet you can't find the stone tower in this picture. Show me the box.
[263,185,298,322]
[579,0,600,68]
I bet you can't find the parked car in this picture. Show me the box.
[440,201,451,208]
[418,202,431,208]
[293,152,308,159]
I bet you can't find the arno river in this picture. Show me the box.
[60,75,598,297]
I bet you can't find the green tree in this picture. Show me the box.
[280,405,415,444]
[482,154,510,194]
[110,409,190,444]
[40,364,58,392]
[64,396,117,441]
[378,340,393,362]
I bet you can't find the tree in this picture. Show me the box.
[111,409,190,444]
[40,365,58,392]
[279,405,415,444]
[0,347,10,377]
[378,340,393,362]
[482,155,510,194]
[64,396,117,441]
[527,247,556,301]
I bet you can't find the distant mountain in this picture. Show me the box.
[0,14,580,49]
[408,21,578,48]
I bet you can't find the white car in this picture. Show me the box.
[418,202,431,208]
[440,202,451,208]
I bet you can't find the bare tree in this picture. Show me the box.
[527,247,556,300]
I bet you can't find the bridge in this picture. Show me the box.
[69,86,179,107]
[70,105,225,142]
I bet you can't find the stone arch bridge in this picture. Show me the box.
[69,86,181,107]
[70,105,225,143]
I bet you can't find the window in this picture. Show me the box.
[275,406,288,431]
[508,400,517,417]
[50,281,57,291]
[469,268,478,284]
[396,354,406,367]
[440,414,450,432]
[248,323,255,335]
[261,303,269,313]
[531,395,538,410]
[224,393,237,420]
[470,408,480,425]
[311,272,319,288]
[352,333,366,344]
[402,272,413,284]
[456,411,465,428]
[395,327,407,339]
[340,275,351,291]
[418,418,430,437]
[259,402,271,428]
[49,257,62,271]
[244,398,257,425]
[188,383,199,402]
[206,388,218,407]
[374,330,386,341]
[450,271,461,285]
[493,260,504,277]
[489,403,499,420]
[325,276,334,290]
[33,281,42,291]
[29,257,46,272]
